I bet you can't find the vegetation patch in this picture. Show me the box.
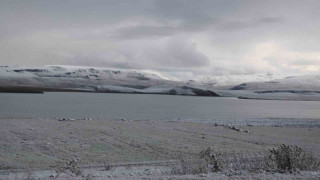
[51,158,83,177]
[170,144,320,175]
[269,144,320,173]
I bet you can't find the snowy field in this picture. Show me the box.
[0,118,319,179]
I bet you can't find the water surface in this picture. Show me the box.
[1,92,320,121]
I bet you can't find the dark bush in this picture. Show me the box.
[170,145,319,175]
[269,144,320,173]
[52,158,83,177]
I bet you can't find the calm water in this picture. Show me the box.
[1,92,320,120]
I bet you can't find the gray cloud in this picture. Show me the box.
[214,17,284,32]
[0,0,320,80]
[115,26,178,39]
[53,37,210,71]
[290,59,320,66]
[141,38,210,68]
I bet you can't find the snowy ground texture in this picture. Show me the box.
[0,118,320,179]
[2,165,320,180]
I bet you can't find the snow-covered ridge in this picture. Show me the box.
[1,65,320,99]
[3,65,163,81]
[187,73,289,88]
[0,65,173,87]
[230,75,320,91]
[0,65,218,96]
[218,74,320,101]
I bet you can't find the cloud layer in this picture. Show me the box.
[1,0,320,80]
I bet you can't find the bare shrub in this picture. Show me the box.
[171,147,226,175]
[199,147,226,173]
[268,144,320,173]
[170,145,319,175]
[52,158,83,177]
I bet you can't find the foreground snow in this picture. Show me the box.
[1,165,319,180]
[1,118,319,180]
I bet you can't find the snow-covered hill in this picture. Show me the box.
[219,74,320,101]
[230,75,320,91]
[0,65,172,89]
[0,65,218,96]
[1,65,320,99]
[186,73,289,89]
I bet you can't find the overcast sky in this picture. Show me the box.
[1,0,320,80]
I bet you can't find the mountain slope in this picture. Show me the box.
[220,74,320,101]
[230,75,320,91]
[1,65,319,99]
[186,73,288,89]
[0,65,219,96]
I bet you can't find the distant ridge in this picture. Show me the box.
[0,65,219,96]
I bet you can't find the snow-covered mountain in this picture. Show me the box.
[185,73,289,89]
[0,65,218,96]
[1,65,320,99]
[0,65,171,88]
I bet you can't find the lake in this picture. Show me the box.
[1,92,320,122]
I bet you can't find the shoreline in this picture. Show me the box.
[2,89,320,102]
[2,117,320,127]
